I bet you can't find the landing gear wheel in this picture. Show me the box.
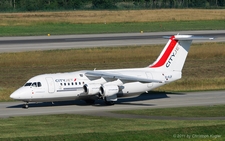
[23,103,29,109]
[84,99,95,105]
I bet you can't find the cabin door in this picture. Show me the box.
[45,77,55,93]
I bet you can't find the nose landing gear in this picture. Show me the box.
[22,102,29,109]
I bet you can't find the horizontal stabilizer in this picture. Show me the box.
[85,71,162,83]
[163,35,214,40]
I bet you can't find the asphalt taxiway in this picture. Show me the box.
[0,30,225,53]
[1,91,225,118]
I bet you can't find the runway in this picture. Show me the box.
[0,30,225,53]
[1,91,225,118]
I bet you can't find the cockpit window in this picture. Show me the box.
[37,82,42,87]
[24,82,42,87]
[24,82,32,86]
[32,83,37,87]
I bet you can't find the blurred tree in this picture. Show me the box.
[92,0,118,9]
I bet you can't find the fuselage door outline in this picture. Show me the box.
[45,77,55,93]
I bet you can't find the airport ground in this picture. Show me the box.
[0,9,225,140]
[0,32,225,141]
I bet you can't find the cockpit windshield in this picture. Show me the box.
[24,82,32,86]
[24,82,42,87]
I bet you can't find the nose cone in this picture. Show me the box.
[10,91,20,99]
[10,87,30,100]
[10,93,16,99]
[10,88,22,100]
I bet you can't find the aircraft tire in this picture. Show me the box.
[23,104,28,109]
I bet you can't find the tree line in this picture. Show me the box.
[0,0,224,12]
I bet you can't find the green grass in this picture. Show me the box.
[1,126,225,141]
[0,20,225,36]
[0,114,225,140]
[114,105,225,117]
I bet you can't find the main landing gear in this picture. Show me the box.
[84,98,115,105]
[104,98,115,105]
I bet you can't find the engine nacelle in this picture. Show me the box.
[83,84,101,95]
[100,85,119,97]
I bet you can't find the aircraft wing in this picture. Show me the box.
[85,71,162,83]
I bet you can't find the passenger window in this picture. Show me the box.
[75,82,77,85]
[71,82,74,85]
[68,83,70,86]
[64,83,66,86]
[60,83,62,86]
[79,82,81,85]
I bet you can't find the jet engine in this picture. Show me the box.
[83,84,101,95]
[100,85,119,97]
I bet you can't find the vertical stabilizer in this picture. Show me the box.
[149,35,213,72]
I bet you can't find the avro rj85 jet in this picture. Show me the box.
[10,35,213,108]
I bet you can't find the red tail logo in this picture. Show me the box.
[150,36,178,68]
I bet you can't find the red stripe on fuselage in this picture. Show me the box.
[150,36,178,68]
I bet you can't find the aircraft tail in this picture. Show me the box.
[149,35,213,71]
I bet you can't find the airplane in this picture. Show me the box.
[10,34,213,108]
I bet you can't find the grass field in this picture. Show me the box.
[1,9,225,24]
[114,105,225,117]
[0,42,224,101]
[0,20,224,36]
[1,105,225,140]
[0,9,225,36]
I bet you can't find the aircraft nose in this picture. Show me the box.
[10,87,27,100]
[10,91,20,100]
[10,93,15,99]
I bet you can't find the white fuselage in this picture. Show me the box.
[10,68,181,102]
